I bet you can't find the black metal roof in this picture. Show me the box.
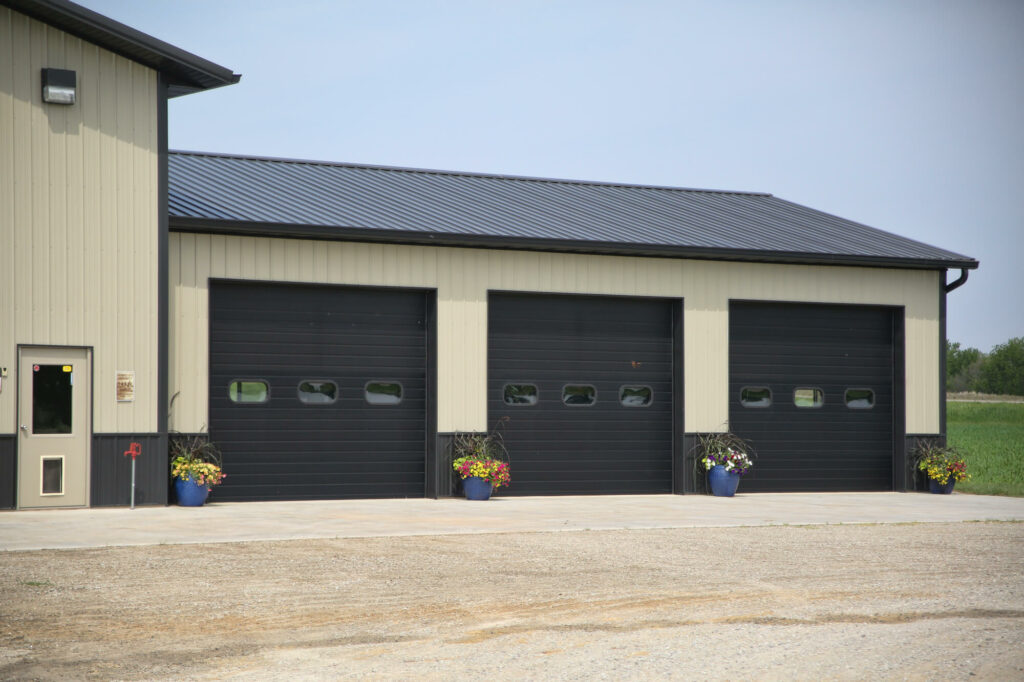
[168,151,978,271]
[3,0,240,97]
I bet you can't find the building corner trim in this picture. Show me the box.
[157,75,170,466]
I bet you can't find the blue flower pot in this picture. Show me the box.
[707,465,741,497]
[175,476,210,506]
[463,476,493,501]
[928,478,955,495]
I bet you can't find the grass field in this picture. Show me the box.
[946,401,1024,497]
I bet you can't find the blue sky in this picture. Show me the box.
[83,0,1024,352]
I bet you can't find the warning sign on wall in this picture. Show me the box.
[116,371,135,402]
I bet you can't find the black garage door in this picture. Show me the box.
[729,301,897,492]
[209,281,427,501]
[488,293,676,495]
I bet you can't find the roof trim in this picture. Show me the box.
[2,0,240,97]
[170,149,773,196]
[169,216,981,271]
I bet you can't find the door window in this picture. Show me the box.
[740,386,772,408]
[229,380,269,403]
[298,380,338,404]
[794,388,824,408]
[503,384,538,405]
[562,384,596,406]
[365,381,403,405]
[845,388,875,409]
[32,364,73,434]
[41,456,64,495]
[619,385,653,407]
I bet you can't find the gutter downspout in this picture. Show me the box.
[944,268,969,293]
[938,267,969,457]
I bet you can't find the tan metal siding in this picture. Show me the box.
[169,235,940,435]
[0,7,158,433]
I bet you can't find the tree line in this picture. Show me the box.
[947,337,1024,396]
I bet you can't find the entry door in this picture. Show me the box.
[18,347,91,508]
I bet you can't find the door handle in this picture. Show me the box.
[20,424,28,431]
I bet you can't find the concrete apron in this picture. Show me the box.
[2,492,1023,551]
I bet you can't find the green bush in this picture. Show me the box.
[978,337,1024,396]
[946,339,978,382]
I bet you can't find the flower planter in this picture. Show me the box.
[707,465,741,497]
[463,476,493,501]
[174,476,210,506]
[928,478,956,495]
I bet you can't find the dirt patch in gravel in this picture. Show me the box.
[2,522,1023,680]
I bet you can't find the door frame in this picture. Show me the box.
[16,345,94,509]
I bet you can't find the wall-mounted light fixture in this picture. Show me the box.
[41,68,76,105]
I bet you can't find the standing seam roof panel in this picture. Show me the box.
[167,152,977,268]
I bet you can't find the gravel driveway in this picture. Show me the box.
[2,522,1022,680]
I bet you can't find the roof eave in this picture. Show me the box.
[168,217,981,271]
[2,0,240,96]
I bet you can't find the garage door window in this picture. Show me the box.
[619,385,652,407]
[794,388,824,408]
[845,388,875,409]
[229,380,269,403]
[563,384,596,406]
[740,387,772,408]
[298,380,338,405]
[504,384,538,405]
[365,381,403,405]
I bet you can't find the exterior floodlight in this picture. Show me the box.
[42,68,76,104]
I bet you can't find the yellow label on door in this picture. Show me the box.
[62,365,72,372]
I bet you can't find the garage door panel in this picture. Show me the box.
[505,426,670,440]
[511,481,666,496]
[223,484,424,502]
[234,457,427,472]
[222,449,425,462]
[213,333,426,348]
[209,281,427,502]
[490,341,671,356]
[212,352,425,368]
[730,301,895,493]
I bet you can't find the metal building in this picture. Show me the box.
[1,0,977,508]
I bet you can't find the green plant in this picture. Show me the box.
[694,431,755,477]
[450,418,511,488]
[978,337,1024,396]
[169,434,225,488]
[914,442,970,485]
[946,340,984,392]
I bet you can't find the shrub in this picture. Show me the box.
[978,337,1024,396]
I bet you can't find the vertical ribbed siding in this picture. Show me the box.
[168,234,940,436]
[0,7,158,434]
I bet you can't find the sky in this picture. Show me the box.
[81,0,1024,352]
